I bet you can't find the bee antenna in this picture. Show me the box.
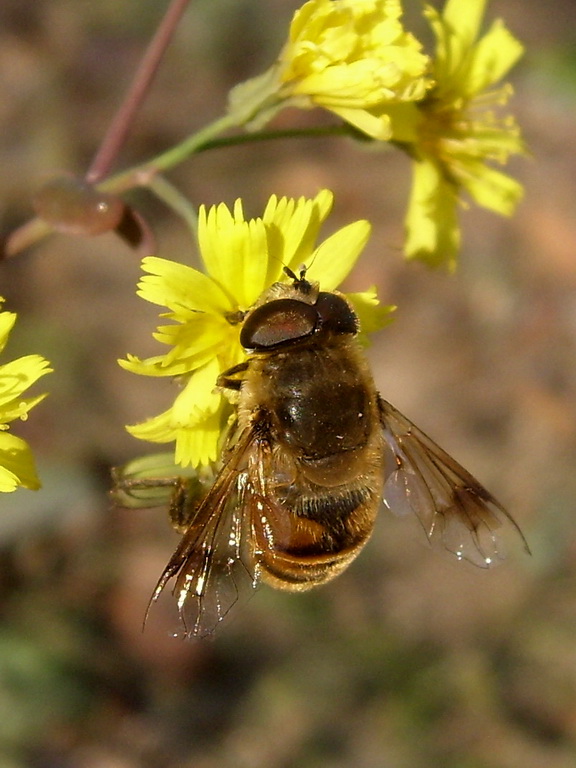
[283,265,298,282]
[283,264,313,295]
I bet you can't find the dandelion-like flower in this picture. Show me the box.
[0,301,52,492]
[228,0,430,140]
[121,190,392,468]
[390,0,526,269]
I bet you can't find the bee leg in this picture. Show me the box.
[218,361,250,391]
[167,478,201,532]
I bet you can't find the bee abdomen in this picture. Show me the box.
[255,483,378,590]
[258,547,359,591]
[294,486,370,524]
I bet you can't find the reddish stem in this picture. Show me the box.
[85,0,192,184]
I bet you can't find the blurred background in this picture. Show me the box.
[1,0,576,766]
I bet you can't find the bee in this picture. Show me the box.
[115,269,529,637]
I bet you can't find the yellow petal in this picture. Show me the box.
[174,408,224,467]
[126,410,176,444]
[442,0,486,50]
[119,346,216,379]
[307,220,371,289]
[0,355,52,416]
[328,105,393,141]
[346,288,395,344]
[171,359,222,425]
[404,158,460,270]
[119,354,173,377]
[466,20,524,95]
[0,432,41,491]
[0,394,47,426]
[460,161,524,215]
[156,315,233,368]
[0,311,16,355]
[265,191,334,278]
[139,256,233,316]
[198,202,271,308]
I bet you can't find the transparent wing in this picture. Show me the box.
[148,426,261,639]
[379,398,529,567]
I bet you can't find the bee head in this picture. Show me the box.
[240,272,358,351]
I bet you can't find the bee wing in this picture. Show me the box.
[149,425,263,639]
[379,398,529,567]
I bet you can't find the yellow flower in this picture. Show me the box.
[0,301,52,492]
[228,0,430,140]
[121,190,392,468]
[390,0,526,269]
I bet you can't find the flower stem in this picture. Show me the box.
[86,0,193,183]
[99,121,358,193]
[193,123,354,153]
[147,175,199,237]
[98,113,242,193]
[3,121,356,258]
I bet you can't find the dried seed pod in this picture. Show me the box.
[33,174,125,236]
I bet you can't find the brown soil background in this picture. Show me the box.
[1,1,576,766]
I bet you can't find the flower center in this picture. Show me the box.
[417,84,521,173]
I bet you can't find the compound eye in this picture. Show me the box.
[240,299,318,350]
[315,292,358,335]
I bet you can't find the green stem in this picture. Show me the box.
[194,123,354,153]
[100,121,357,194]
[147,175,199,238]
[99,113,242,194]
[3,120,359,258]
[4,113,238,257]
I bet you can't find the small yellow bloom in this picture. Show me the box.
[390,0,526,269]
[0,300,52,492]
[121,191,392,468]
[228,0,430,139]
